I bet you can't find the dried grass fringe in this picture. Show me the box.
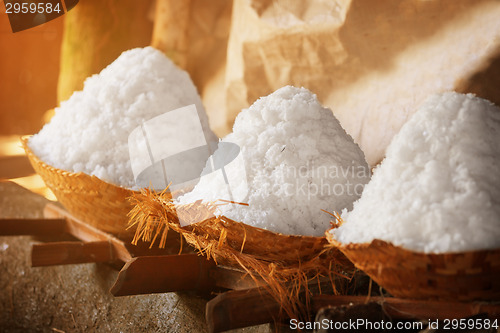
[128,188,354,320]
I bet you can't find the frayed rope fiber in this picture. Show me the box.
[128,188,354,320]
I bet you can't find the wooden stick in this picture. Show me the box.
[0,218,66,236]
[29,204,264,297]
[206,291,500,333]
[110,254,216,296]
[31,241,113,267]
[44,203,132,262]
[206,287,280,333]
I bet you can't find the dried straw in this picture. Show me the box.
[128,188,354,320]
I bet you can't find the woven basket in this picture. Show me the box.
[130,189,354,319]
[326,231,500,302]
[130,189,353,269]
[185,215,352,269]
[22,136,140,238]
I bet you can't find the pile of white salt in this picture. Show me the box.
[29,47,217,189]
[332,92,500,253]
[178,86,370,237]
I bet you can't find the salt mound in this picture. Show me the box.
[332,92,500,253]
[29,47,217,189]
[178,86,370,236]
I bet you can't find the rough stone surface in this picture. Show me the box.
[0,181,270,332]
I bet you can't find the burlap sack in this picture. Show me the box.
[224,0,500,165]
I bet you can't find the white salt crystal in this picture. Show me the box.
[178,86,370,236]
[29,47,217,189]
[332,92,500,253]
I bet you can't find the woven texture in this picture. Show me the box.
[130,189,352,269]
[23,136,138,238]
[130,189,354,319]
[185,213,333,266]
[327,231,500,301]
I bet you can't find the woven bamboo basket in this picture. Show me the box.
[22,136,141,239]
[129,188,355,319]
[130,188,353,269]
[326,230,500,302]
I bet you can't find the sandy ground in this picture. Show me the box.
[0,181,270,332]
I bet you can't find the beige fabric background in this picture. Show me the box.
[6,0,498,165]
[222,0,500,165]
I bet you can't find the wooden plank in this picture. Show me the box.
[0,218,66,236]
[205,278,339,332]
[31,241,113,266]
[44,203,115,241]
[206,291,500,332]
[312,295,500,320]
[43,203,133,263]
[110,254,216,296]
[42,204,195,264]
[206,287,280,333]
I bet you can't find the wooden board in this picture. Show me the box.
[0,203,263,298]
[206,290,500,332]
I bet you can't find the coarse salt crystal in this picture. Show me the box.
[29,47,217,189]
[178,86,370,236]
[332,92,500,253]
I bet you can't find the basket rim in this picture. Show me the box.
[142,186,330,242]
[24,134,328,243]
[22,135,138,194]
[194,215,329,243]
[326,225,500,257]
